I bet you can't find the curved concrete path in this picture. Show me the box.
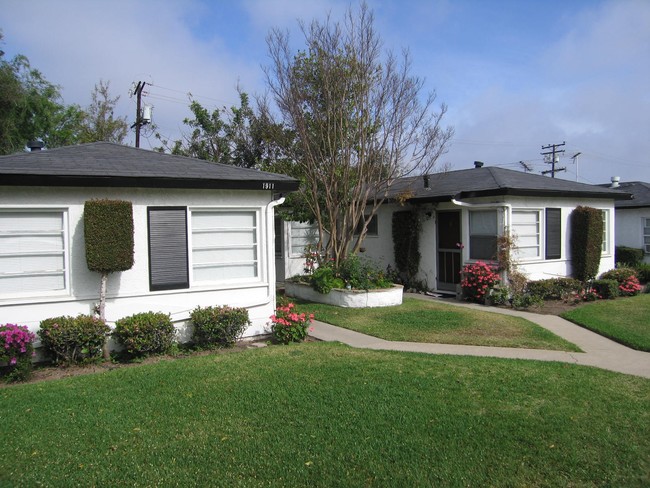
[309,293,650,379]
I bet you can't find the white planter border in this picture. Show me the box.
[285,282,403,308]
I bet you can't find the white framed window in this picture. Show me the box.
[512,210,541,260]
[354,214,379,237]
[601,210,610,255]
[644,218,650,254]
[191,210,259,283]
[469,210,498,260]
[0,209,68,297]
[290,221,319,257]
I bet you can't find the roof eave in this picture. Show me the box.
[0,174,301,192]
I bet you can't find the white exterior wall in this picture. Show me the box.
[614,208,650,263]
[359,196,618,290]
[0,186,281,344]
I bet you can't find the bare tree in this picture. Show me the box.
[265,2,453,266]
[79,79,128,144]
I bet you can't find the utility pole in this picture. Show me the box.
[540,141,566,178]
[130,81,148,148]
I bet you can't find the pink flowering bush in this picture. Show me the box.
[269,300,314,344]
[572,287,601,303]
[619,275,643,296]
[0,324,36,382]
[460,261,501,303]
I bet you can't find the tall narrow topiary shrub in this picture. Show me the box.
[392,210,421,286]
[84,199,134,358]
[570,206,603,281]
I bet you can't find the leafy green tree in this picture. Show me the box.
[265,2,453,266]
[0,32,84,153]
[78,80,128,144]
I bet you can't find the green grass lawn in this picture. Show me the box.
[1,344,648,487]
[561,293,650,351]
[299,297,580,351]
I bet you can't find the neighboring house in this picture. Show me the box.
[599,179,650,264]
[355,163,631,293]
[0,142,298,342]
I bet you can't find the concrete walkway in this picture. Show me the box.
[309,293,650,379]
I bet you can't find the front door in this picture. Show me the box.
[437,211,461,292]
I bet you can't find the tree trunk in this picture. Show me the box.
[99,272,110,360]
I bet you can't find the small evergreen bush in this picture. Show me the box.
[337,254,392,290]
[38,315,109,365]
[591,279,619,299]
[113,312,176,357]
[615,246,644,267]
[570,206,603,281]
[0,324,36,382]
[190,305,250,348]
[599,267,637,284]
[526,278,582,300]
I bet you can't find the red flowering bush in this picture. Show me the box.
[619,275,642,296]
[460,261,501,303]
[269,301,314,344]
[0,324,36,382]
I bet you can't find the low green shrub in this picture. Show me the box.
[599,267,637,284]
[635,263,650,284]
[337,254,392,290]
[311,267,345,294]
[190,305,250,348]
[615,246,644,267]
[0,324,36,382]
[591,279,619,299]
[511,293,544,310]
[488,285,510,306]
[526,278,582,300]
[38,315,109,365]
[113,312,176,357]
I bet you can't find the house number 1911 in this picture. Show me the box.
[262,183,275,190]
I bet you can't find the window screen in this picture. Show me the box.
[148,207,189,291]
[469,210,497,260]
[0,210,67,295]
[545,208,561,260]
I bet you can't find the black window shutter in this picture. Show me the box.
[545,208,561,260]
[148,207,189,291]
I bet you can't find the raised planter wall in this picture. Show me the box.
[285,282,403,308]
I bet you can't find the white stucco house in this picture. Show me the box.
[599,180,650,264]
[293,163,630,293]
[0,142,298,342]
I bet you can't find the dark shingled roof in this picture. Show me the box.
[597,181,650,208]
[0,142,300,192]
[385,166,632,202]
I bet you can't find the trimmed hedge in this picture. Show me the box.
[113,312,176,357]
[392,210,421,284]
[526,278,582,300]
[38,315,109,365]
[84,199,134,273]
[636,263,650,284]
[615,246,644,267]
[570,206,603,281]
[190,305,250,348]
[591,279,619,299]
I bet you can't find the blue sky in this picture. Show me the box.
[2,0,649,184]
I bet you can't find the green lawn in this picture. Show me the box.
[300,297,580,351]
[562,293,650,351]
[1,344,648,487]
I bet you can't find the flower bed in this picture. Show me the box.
[285,281,403,308]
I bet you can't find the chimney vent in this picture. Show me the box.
[27,141,44,152]
[610,176,620,188]
[474,161,484,169]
